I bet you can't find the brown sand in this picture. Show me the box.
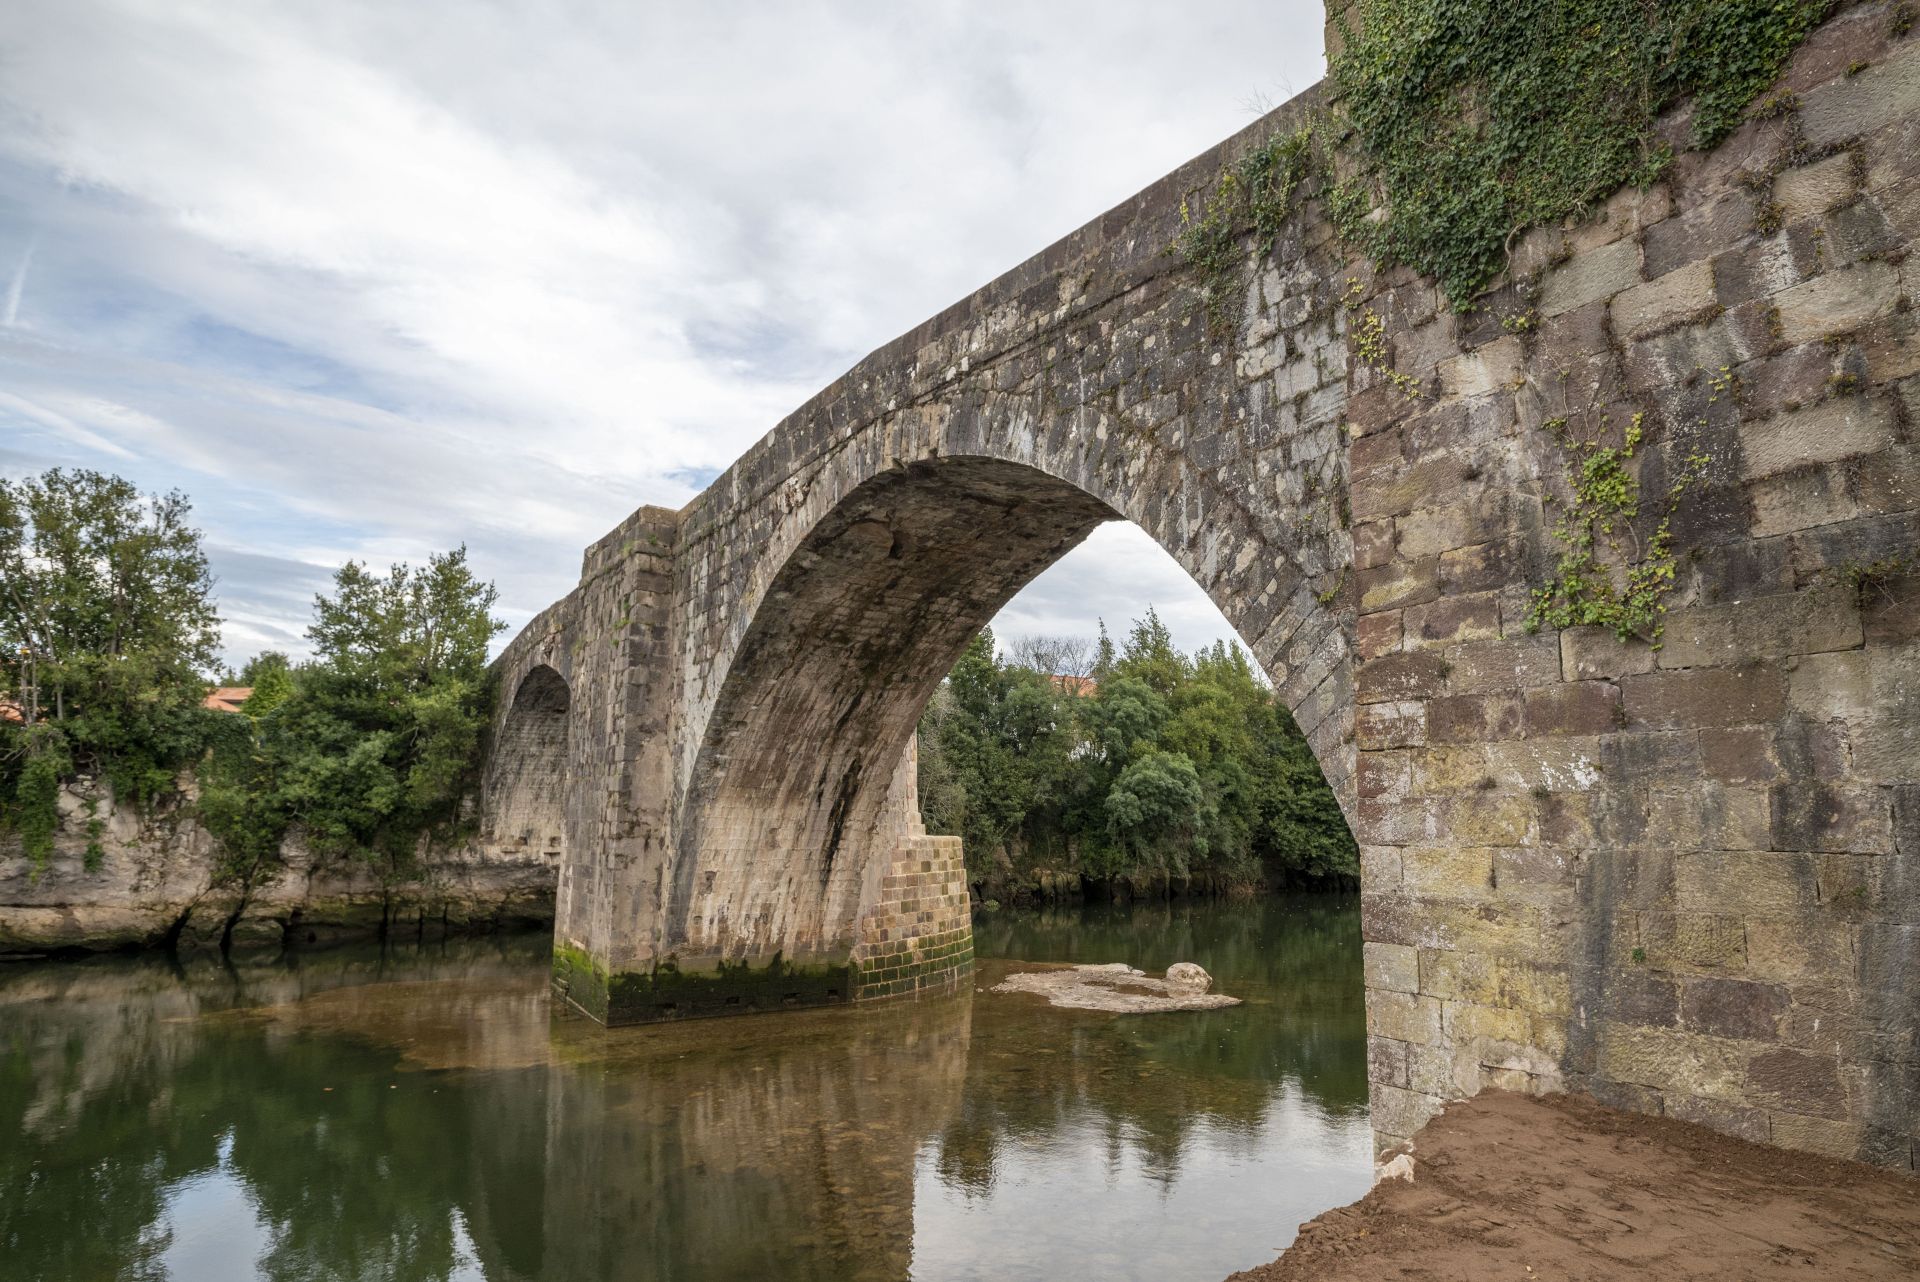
[1231,1091,1918,1281]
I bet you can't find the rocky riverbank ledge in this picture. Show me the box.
[0,775,554,956]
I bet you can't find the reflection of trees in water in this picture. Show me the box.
[0,941,551,1282]
[0,941,966,1282]
[0,897,1363,1281]
[947,894,1366,1194]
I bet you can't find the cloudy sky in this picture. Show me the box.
[0,0,1326,666]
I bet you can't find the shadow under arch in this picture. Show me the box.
[482,664,572,862]
[674,451,1354,1005]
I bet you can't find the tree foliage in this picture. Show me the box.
[201,549,504,882]
[235,650,296,715]
[0,468,504,886]
[0,470,223,866]
[918,612,1357,894]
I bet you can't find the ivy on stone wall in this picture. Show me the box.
[1173,127,1316,332]
[1166,1,1831,646]
[1330,0,1831,307]
[1176,1,1829,315]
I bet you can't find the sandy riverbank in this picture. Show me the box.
[1231,1091,1917,1281]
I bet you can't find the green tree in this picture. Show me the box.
[1111,608,1186,697]
[236,650,295,716]
[1102,749,1210,879]
[0,470,222,858]
[918,613,1357,895]
[202,548,504,880]
[925,630,1078,879]
[1252,707,1358,884]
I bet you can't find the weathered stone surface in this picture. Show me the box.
[1600,1026,1749,1100]
[1769,782,1895,854]
[1772,152,1860,224]
[1524,682,1623,738]
[1747,1048,1849,1119]
[1610,260,1716,341]
[1622,668,1787,730]
[1740,398,1897,480]
[1680,977,1790,1042]
[1405,594,1501,649]
[1770,260,1903,347]
[1539,237,1641,317]
[1446,636,1562,694]
[1560,627,1656,681]
[1358,700,1427,750]
[1799,44,1920,147]
[1365,941,1420,995]
[0,776,557,957]
[1658,586,1863,668]
[1437,336,1524,397]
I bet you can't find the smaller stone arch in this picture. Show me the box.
[483,665,572,860]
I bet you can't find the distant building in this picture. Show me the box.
[1049,674,1098,698]
[202,687,254,714]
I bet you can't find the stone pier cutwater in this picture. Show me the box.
[476,5,1919,1170]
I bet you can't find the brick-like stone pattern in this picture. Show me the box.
[850,737,974,1001]
[851,836,974,1002]
[480,5,1917,1168]
[1347,6,1920,1170]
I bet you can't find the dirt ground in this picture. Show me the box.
[1229,1091,1919,1281]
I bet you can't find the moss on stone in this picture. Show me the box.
[562,950,864,1025]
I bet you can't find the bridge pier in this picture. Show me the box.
[540,724,973,1025]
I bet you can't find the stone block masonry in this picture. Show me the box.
[475,4,1918,1169]
[1343,5,1920,1170]
[852,835,973,1002]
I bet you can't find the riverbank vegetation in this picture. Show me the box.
[917,614,1357,901]
[195,549,503,888]
[0,468,501,884]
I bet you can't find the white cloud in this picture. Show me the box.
[988,523,1258,660]
[0,0,1326,661]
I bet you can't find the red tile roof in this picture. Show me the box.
[202,687,254,714]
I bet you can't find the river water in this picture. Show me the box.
[1,895,1369,1282]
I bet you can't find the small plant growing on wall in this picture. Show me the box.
[1527,401,1707,648]
[1172,126,1317,334]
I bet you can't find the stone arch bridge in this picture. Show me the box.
[479,9,1918,1167]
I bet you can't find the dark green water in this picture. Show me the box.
[0,895,1369,1282]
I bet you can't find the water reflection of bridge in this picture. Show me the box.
[0,943,969,1281]
[1,908,1369,1281]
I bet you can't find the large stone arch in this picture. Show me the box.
[670,440,1351,1006]
[493,9,1918,1171]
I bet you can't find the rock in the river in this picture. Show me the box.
[1163,962,1212,993]
[991,961,1241,1014]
